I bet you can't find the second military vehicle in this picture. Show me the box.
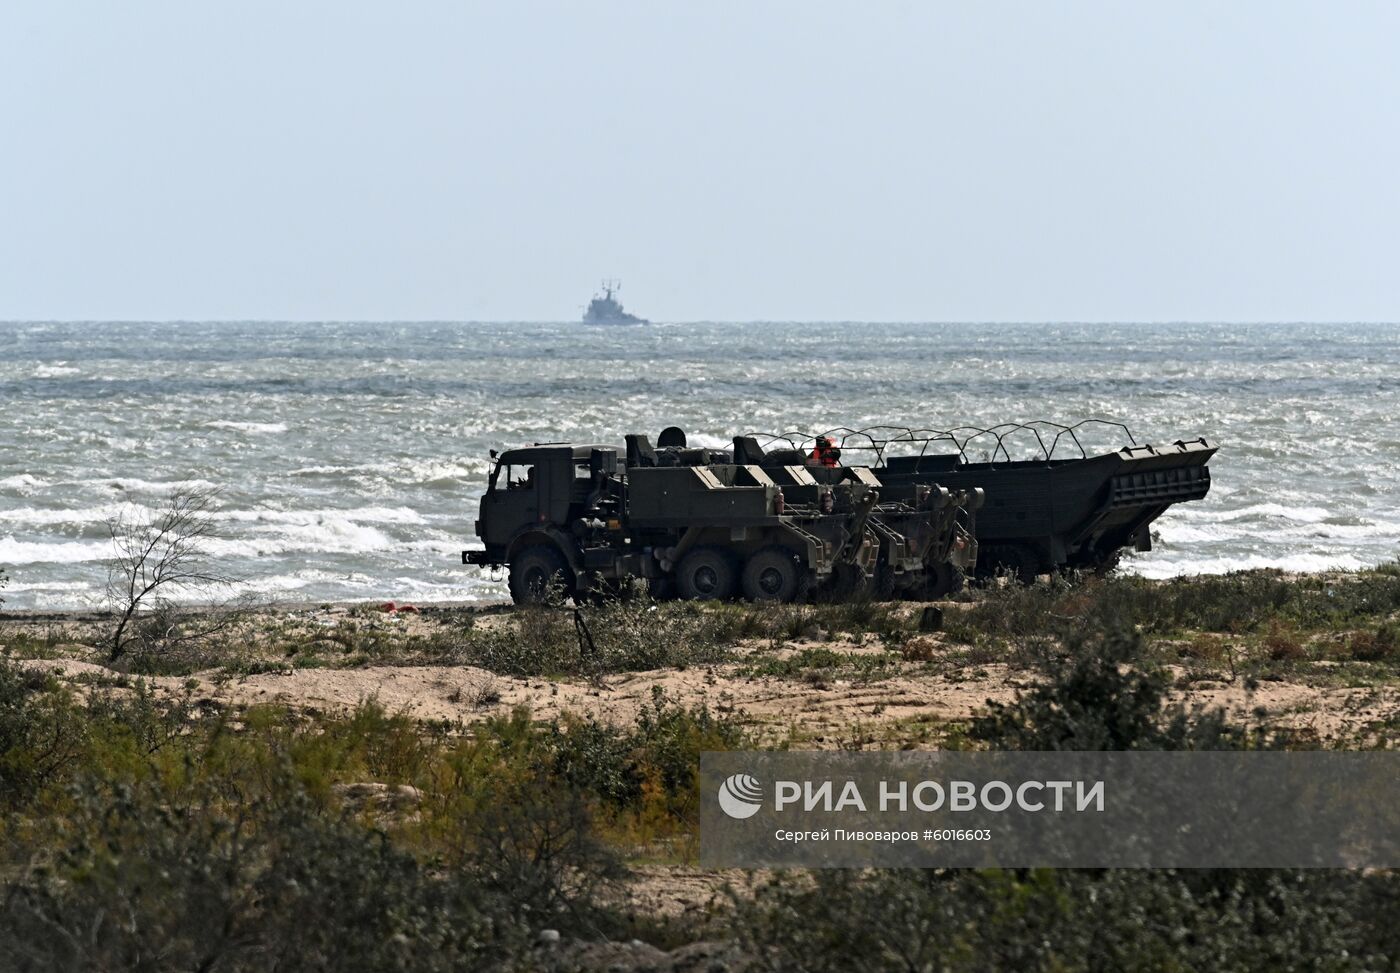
[747,421,1216,582]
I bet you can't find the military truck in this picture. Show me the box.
[747,421,1215,582]
[465,440,870,604]
[462,434,976,604]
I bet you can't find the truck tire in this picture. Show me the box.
[676,547,739,601]
[923,560,966,599]
[821,562,869,603]
[508,544,573,605]
[742,547,806,603]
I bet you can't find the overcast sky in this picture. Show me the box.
[2,1,1397,322]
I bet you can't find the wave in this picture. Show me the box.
[206,420,288,434]
[99,478,222,495]
[207,519,395,558]
[213,506,426,526]
[0,474,48,492]
[0,536,112,565]
[1130,551,1374,579]
[1156,516,1400,545]
[1175,503,1331,524]
[1,579,93,592]
[0,504,127,526]
[286,458,490,482]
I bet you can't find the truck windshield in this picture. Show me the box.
[505,465,536,490]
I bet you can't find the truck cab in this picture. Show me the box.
[469,444,621,565]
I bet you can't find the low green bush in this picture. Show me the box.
[732,867,1400,973]
[461,598,737,676]
[0,775,525,972]
[547,687,751,829]
[944,568,1400,647]
[0,659,90,813]
[969,627,1258,751]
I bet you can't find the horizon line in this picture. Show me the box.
[3,318,1399,327]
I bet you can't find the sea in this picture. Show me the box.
[1,321,1397,610]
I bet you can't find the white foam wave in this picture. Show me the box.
[0,536,111,564]
[214,506,426,526]
[1183,503,1331,524]
[400,459,488,483]
[1153,524,1227,544]
[0,504,125,526]
[0,474,47,492]
[289,463,384,476]
[287,458,490,481]
[1130,552,1373,579]
[687,432,736,450]
[1155,516,1400,544]
[102,478,221,495]
[1,579,94,593]
[33,364,79,378]
[206,420,288,434]
[208,519,394,557]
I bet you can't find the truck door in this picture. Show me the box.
[482,460,550,546]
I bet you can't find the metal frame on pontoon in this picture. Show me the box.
[746,418,1141,468]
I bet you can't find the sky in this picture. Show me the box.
[2,1,1398,322]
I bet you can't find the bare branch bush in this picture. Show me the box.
[105,488,246,667]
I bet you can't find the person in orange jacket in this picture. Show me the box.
[808,435,841,468]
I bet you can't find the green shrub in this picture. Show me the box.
[0,658,89,812]
[732,867,1399,973]
[969,628,1255,752]
[0,776,523,972]
[416,707,623,928]
[944,569,1400,647]
[548,687,751,827]
[462,598,737,676]
[1349,622,1400,662]
[739,647,901,683]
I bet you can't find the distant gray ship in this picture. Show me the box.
[582,279,647,325]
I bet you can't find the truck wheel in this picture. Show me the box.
[509,544,573,605]
[923,560,965,599]
[822,562,869,603]
[873,561,898,600]
[742,547,805,603]
[676,547,739,601]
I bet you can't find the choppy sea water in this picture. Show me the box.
[1,321,1397,610]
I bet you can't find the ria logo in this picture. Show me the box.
[717,773,763,819]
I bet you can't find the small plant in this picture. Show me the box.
[970,628,1254,752]
[104,487,247,667]
[0,658,89,810]
[1349,622,1399,662]
[1262,622,1306,662]
[461,597,737,677]
[898,636,939,662]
